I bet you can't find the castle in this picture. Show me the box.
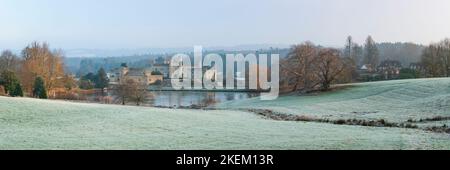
[108,63,164,86]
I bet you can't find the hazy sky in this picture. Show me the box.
[1,0,450,50]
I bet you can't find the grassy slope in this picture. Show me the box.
[217,78,450,125]
[1,95,450,149]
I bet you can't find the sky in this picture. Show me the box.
[1,0,450,50]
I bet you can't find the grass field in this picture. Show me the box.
[217,78,450,127]
[1,78,450,149]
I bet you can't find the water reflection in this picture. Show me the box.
[84,90,259,107]
[147,91,259,107]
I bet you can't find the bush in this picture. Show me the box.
[151,70,163,75]
[10,83,23,97]
[335,119,346,125]
[33,77,47,99]
[51,91,81,100]
[0,70,23,97]
[79,79,95,90]
[359,74,383,82]
[399,68,419,79]
[151,80,162,86]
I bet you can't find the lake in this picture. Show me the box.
[84,90,260,107]
[147,91,259,107]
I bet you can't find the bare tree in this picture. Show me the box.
[439,38,450,77]
[421,39,449,77]
[127,79,149,106]
[113,79,149,106]
[343,36,362,80]
[114,79,131,105]
[0,50,21,72]
[315,48,350,90]
[364,36,379,68]
[281,42,353,93]
[281,42,319,93]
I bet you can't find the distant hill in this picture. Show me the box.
[217,78,450,125]
[64,47,291,76]
[63,44,290,58]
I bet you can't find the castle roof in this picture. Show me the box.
[125,68,150,77]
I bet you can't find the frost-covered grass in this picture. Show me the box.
[1,95,450,150]
[217,78,450,128]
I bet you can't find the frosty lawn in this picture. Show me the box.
[217,78,450,128]
[1,78,450,149]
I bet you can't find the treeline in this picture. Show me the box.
[67,55,160,77]
[377,42,424,66]
[78,68,109,90]
[0,42,73,98]
[68,49,291,78]
[281,36,449,94]
[342,36,425,67]
[280,36,382,93]
[421,38,450,77]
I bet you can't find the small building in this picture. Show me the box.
[378,59,402,80]
[359,64,375,73]
[410,62,425,72]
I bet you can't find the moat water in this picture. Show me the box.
[85,90,259,107]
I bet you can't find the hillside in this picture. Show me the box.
[217,78,450,128]
[1,78,450,149]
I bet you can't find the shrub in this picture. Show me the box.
[335,119,346,125]
[33,77,47,99]
[151,70,163,75]
[399,68,420,79]
[79,79,95,90]
[10,83,23,97]
[0,70,22,96]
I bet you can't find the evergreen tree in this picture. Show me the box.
[33,77,47,99]
[0,70,20,95]
[95,68,109,89]
[82,72,96,82]
[11,83,23,97]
